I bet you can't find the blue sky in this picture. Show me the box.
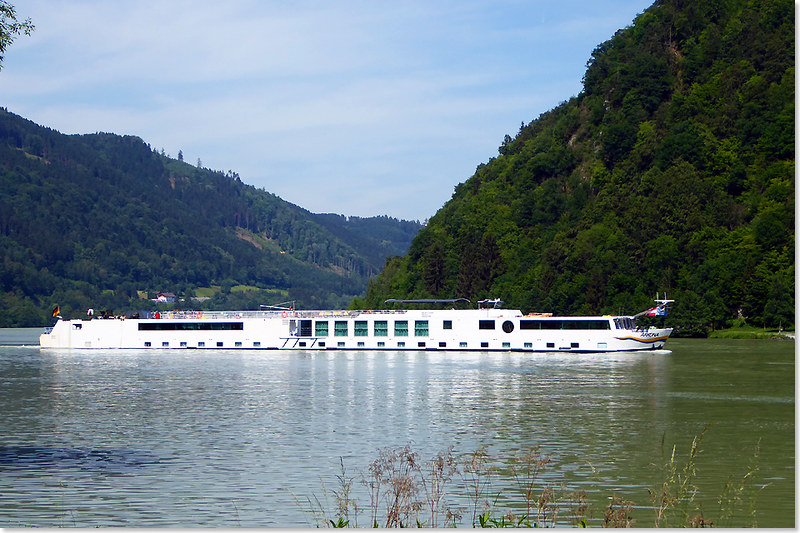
[2,0,654,221]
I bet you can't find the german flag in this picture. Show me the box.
[52,306,60,317]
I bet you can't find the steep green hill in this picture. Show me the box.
[0,110,421,326]
[360,0,794,334]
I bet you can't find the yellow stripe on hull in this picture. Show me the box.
[614,335,670,343]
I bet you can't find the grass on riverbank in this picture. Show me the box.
[709,325,795,340]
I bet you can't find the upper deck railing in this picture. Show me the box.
[139,309,410,320]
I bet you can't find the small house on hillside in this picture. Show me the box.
[156,292,177,303]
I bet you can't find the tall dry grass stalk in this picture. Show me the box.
[305,427,768,528]
[509,447,553,525]
[461,446,494,526]
[419,446,458,527]
[716,438,770,528]
[648,424,709,527]
[364,444,423,527]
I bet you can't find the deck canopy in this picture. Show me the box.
[384,298,471,306]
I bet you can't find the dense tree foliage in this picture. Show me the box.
[361,0,794,335]
[0,110,421,325]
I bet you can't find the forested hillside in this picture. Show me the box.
[360,0,794,334]
[0,110,421,326]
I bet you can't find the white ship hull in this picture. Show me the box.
[40,308,672,353]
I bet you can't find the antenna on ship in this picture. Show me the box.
[654,292,674,306]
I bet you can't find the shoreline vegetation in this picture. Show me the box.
[301,425,768,528]
[707,325,795,340]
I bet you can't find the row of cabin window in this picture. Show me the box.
[144,341,260,348]
[314,341,531,349]
[139,319,612,337]
[311,318,611,337]
[314,320,430,337]
[138,322,244,331]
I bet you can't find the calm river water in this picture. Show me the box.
[0,329,794,527]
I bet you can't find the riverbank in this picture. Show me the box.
[708,326,795,340]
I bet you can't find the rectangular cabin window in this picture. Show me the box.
[613,318,635,330]
[520,319,610,330]
[443,320,452,330]
[139,322,243,331]
[374,320,388,336]
[334,321,348,336]
[315,321,328,337]
[540,321,562,330]
[561,320,610,330]
[394,320,408,336]
[414,320,429,336]
[198,342,205,347]
[254,342,261,347]
[354,321,368,337]
[479,320,495,330]
[299,320,312,337]
[377,341,385,347]
[459,342,467,348]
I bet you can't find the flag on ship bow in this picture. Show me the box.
[52,306,60,317]
[644,306,667,317]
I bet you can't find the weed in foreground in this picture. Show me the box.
[604,494,635,527]
[508,447,554,526]
[304,427,767,527]
[461,446,494,526]
[716,438,770,528]
[364,443,424,527]
[648,423,709,527]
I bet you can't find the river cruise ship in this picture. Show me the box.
[40,299,673,353]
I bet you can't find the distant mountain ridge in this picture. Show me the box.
[358,0,794,334]
[0,109,422,325]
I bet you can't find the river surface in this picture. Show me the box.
[0,329,794,527]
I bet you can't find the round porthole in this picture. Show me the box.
[502,320,514,333]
